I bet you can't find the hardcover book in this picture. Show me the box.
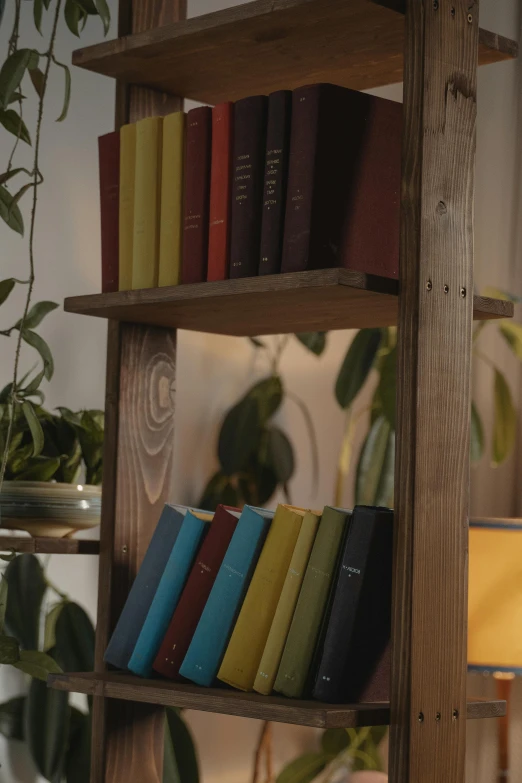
[132,116,163,289]
[207,102,234,282]
[98,131,120,293]
[159,111,186,287]
[118,123,136,291]
[182,106,212,284]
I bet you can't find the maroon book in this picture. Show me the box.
[182,106,212,284]
[153,505,241,680]
[281,84,401,279]
[207,102,234,282]
[98,131,120,293]
[229,95,268,279]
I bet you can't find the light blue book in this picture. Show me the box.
[179,505,274,687]
[128,508,212,677]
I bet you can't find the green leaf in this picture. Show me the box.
[355,416,395,506]
[55,61,71,121]
[0,576,8,631]
[0,277,15,305]
[34,0,44,32]
[493,370,517,466]
[164,708,199,783]
[0,108,31,143]
[0,634,20,664]
[54,602,95,672]
[295,332,327,356]
[44,602,65,652]
[17,300,58,330]
[0,49,37,108]
[29,66,45,98]
[65,708,91,783]
[263,426,294,483]
[7,91,26,105]
[23,366,46,396]
[0,167,28,185]
[75,0,99,12]
[500,321,522,361]
[0,184,24,234]
[276,752,329,783]
[335,329,382,409]
[22,401,45,456]
[21,328,54,379]
[470,401,484,463]
[198,471,239,512]
[25,678,68,781]
[0,696,25,741]
[4,554,46,649]
[248,336,267,349]
[94,0,111,34]
[238,461,278,506]
[321,728,350,757]
[482,286,522,304]
[368,726,388,746]
[376,346,397,427]
[64,0,86,36]
[15,455,61,481]
[14,649,62,680]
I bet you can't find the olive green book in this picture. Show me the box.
[273,506,351,698]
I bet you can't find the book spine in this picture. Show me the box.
[259,91,292,276]
[182,106,212,284]
[280,85,321,274]
[158,112,186,287]
[132,116,163,289]
[229,95,268,279]
[207,102,234,282]
[153,505,239,680]
[98,131,120,293]
[118,123,136,291]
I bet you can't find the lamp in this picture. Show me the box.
[468,519,522,783]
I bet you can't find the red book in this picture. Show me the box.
[182,106,212,284]
[153,505,241,679]
[207,102,233,282]
[98,131,120,292]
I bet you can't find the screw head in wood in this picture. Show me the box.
[453,709,460,721]
[426,280,433,291]
[460,287,466,298]
[122,544,128,554]
[444,284,449,294]
[433,0,439,8]
[451,6,456,17]
[418,712,424,723]
[436,712,442,722]
[468,13,473,22]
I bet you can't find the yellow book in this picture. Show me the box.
[217,504,305,692]
[158,111,185,287]
[253,510,320,695]
[132,116,163,289]
[118,123,136,291]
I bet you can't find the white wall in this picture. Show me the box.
[0,0,521,781]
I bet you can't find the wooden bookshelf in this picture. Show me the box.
[64,269,513,337]
[0,536,99,555]
[70,0,517,103]
[48,672,506,728]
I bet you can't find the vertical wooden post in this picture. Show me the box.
[390,1,478,782]
[90,2,186,781]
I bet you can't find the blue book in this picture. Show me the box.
[179,505,274,687]
[128,508,213,677]
[104,503,190,670]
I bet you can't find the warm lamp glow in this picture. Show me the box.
[468,520,522,674]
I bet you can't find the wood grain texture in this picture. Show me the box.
[63,269,512,337]
[389,2,477,782]
[48,672,506,726]
[71,0,516,104]
[0,536,99,554]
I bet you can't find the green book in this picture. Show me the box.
[273,506,351,698]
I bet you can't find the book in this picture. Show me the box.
[274,506,351,698]
[218,504,305,691]
[360,643,390,702]
[280,83,401,279]
[104,503,189,671]
[132,116,163,289]
[152,504,241,679]
[179,506,274,687]
[254,510,320,695]
[207,102,234,282]
[182,106,212,284]
[259,90,292,276]
[158,111,186,287]
[98,131,120,293]
[118,122,136,291]
[229,95,268,279]
[313,506,394,703]
[128,508,213,677]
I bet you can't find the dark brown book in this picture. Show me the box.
[360,643,390,702]
[182,106,212,284]
[98,131,120,293]
[281,84,401,279]
[258,91,292,276]
[229,95,268,279]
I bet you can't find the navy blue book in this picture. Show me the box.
[104,504,198,671]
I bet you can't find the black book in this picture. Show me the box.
[312,506,394,704]
[258,90,292,275]
[229,95,268,278]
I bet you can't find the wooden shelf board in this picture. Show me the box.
[63,269,513,337]
[71,0,517,103]
[48,671,506,727]
[0,536,99,554]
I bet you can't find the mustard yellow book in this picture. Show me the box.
[253,510,320,695]
[132,116,163,289]
[118,123,136,291]
[158,111,186,286]
[217,504,305,691]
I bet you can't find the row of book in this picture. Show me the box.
[98,83,402,294]
[105,502,393,703]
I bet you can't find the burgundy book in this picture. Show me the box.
[182,106,212,284]
[229,95,268,279]
[259,90,292,276]
[153,505,241,680]
[207,102,234,282]
[98,131,120,293]
[281,84,401,279]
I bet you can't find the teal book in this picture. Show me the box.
[128,508,213,677]
[179,505,274,687]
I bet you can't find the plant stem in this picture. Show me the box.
[252,721,273,783]
[286,390,320,497]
